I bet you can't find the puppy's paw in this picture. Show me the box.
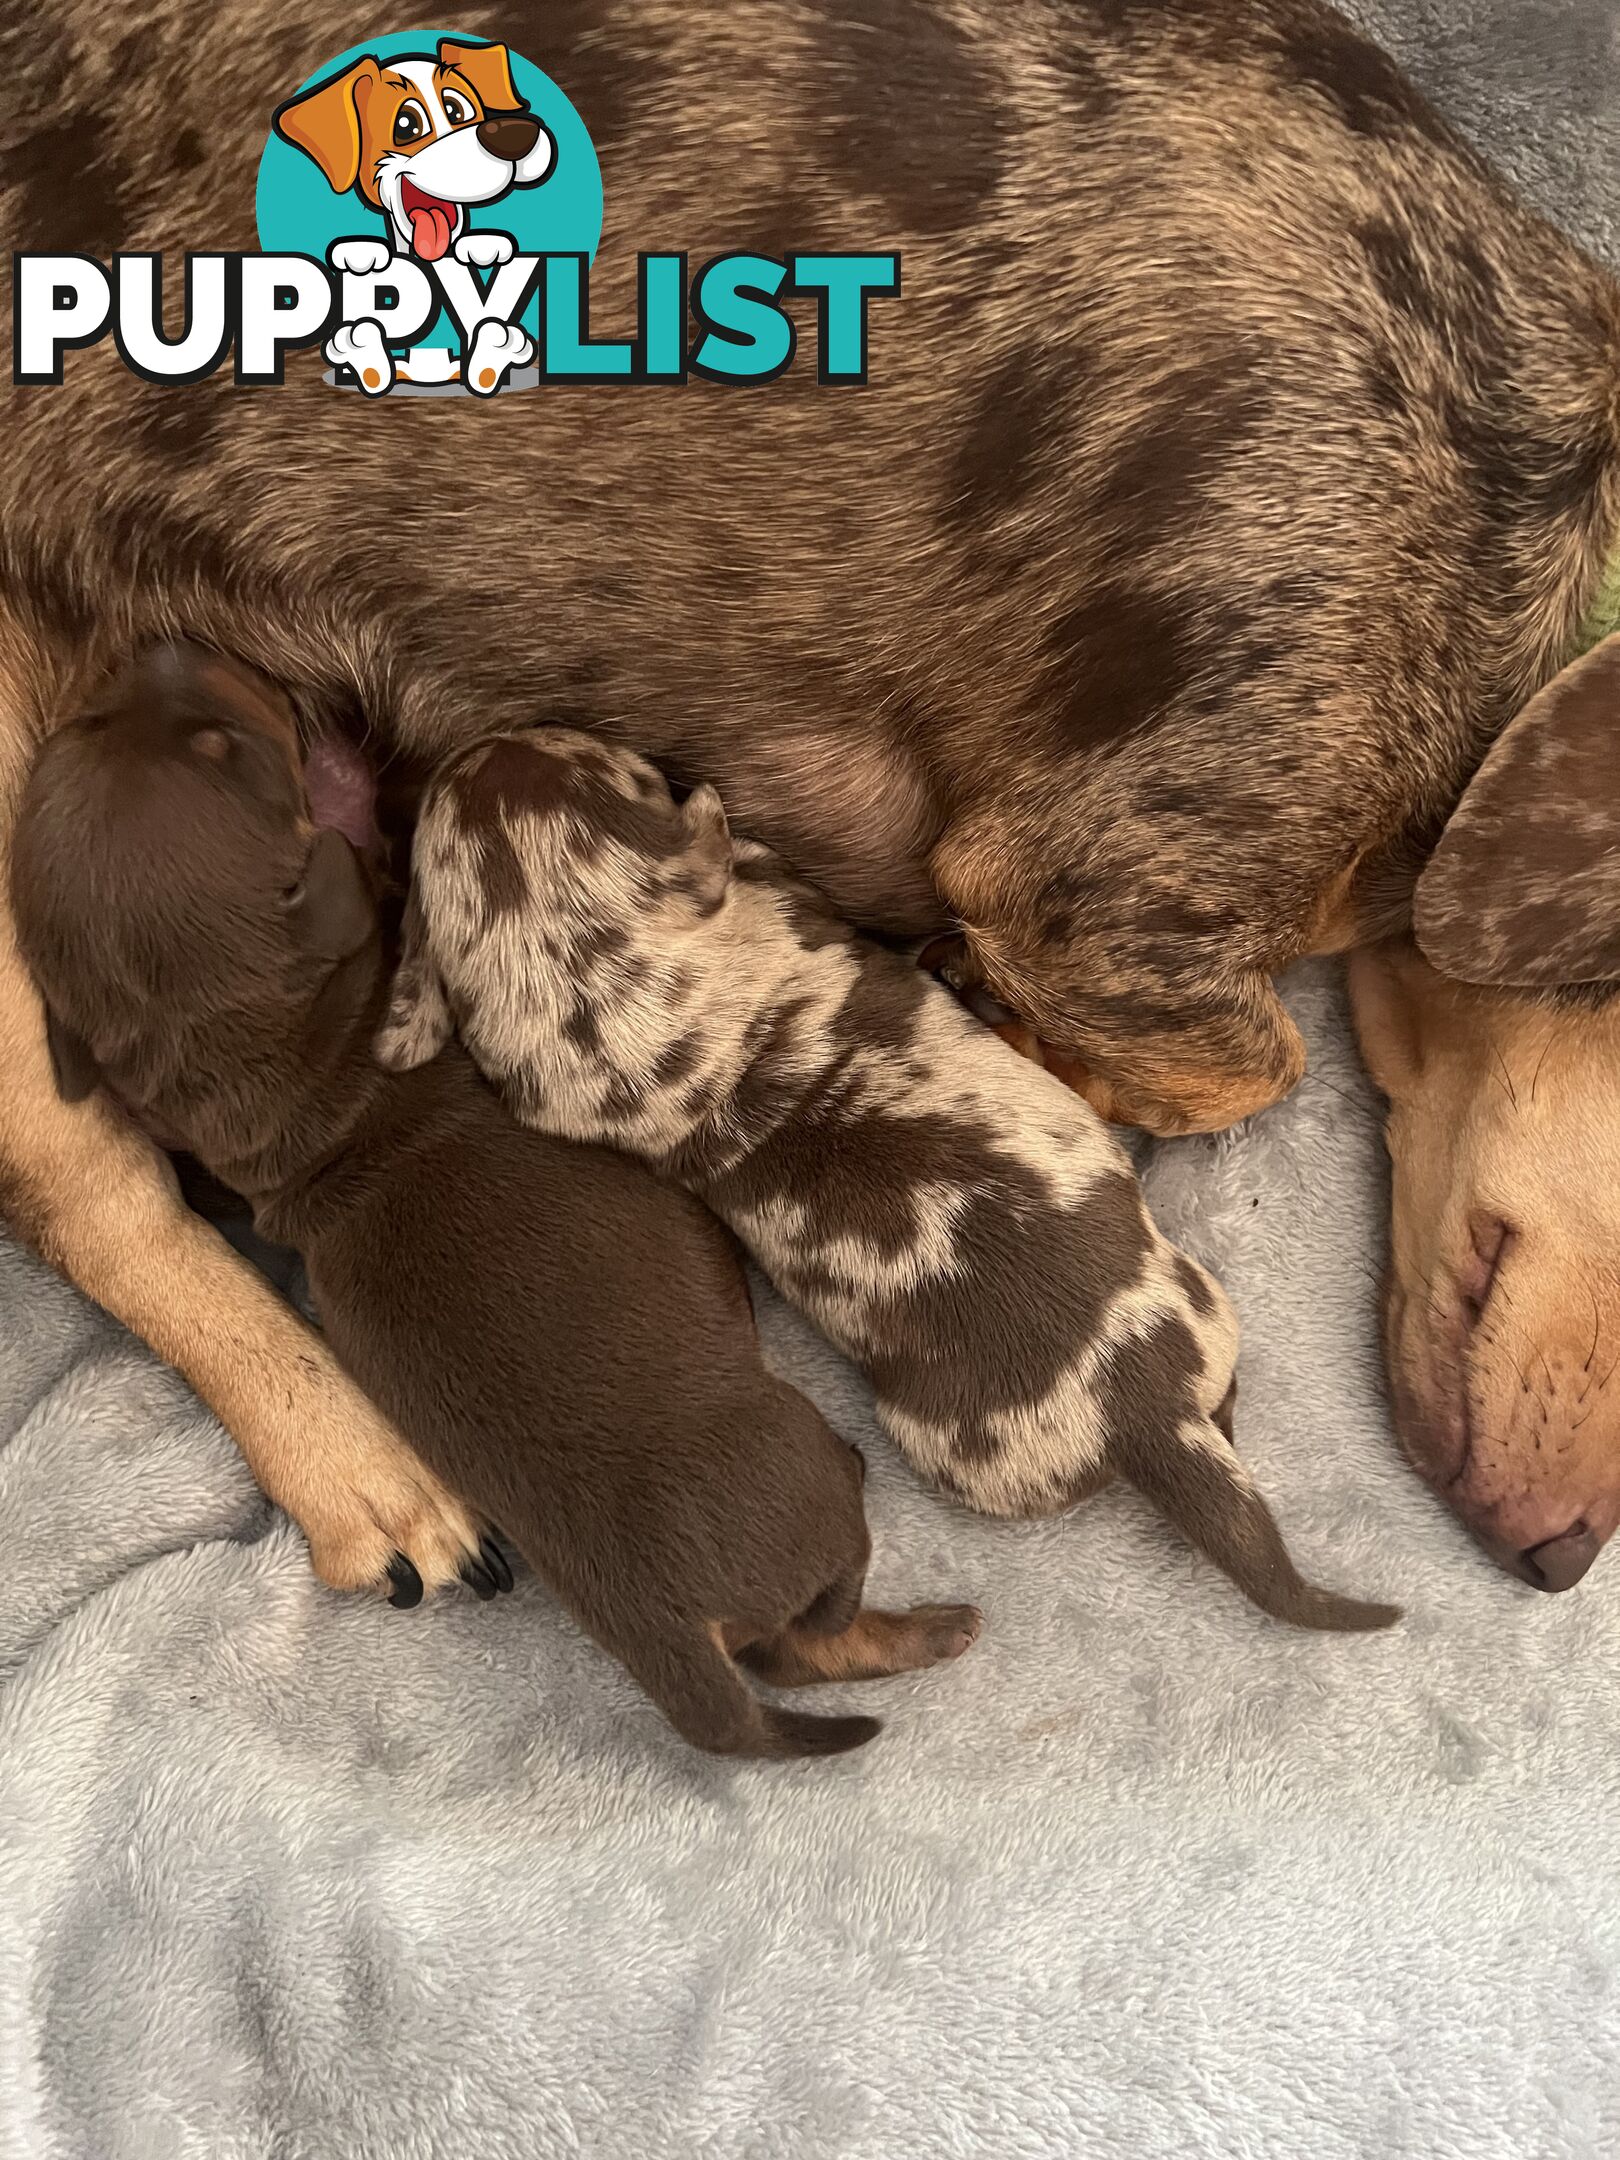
[325,320,394,396]
[464,318,533,396]
[329,237,394,277]
[278,1382,488,1605]
[899,1602,983,1665]
[454,230,516,269]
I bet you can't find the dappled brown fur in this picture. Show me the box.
[10,647,980,1755]
[5,0,1620,1580]
[4,0,1618,1138]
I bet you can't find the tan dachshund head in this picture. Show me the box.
[272,39,554,262]
[1352,634,1620,1592]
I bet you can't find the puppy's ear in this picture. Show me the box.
[43,1008,101,1104]
[679,783,733,914]
[1416,634,1620,986]
[437,38,523,112]
[272,58,381,195]
[375,889,454,1072]
[289,829,375,964]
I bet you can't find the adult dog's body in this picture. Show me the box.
[4,0,1620,1586]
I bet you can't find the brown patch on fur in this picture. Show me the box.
[805,0,1004,237]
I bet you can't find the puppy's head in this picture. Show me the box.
[381,728,732,1074]
[273,39,553,261]
[11,643,376,1145]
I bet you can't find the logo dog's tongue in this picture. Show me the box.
[403,183,455,261]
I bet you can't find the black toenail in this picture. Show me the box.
[481,1534,515,1593]
[386,1554,424,1609]
[459,1557,498,1601]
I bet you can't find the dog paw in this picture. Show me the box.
[329,237,393,277]
[325,320,394,396]
[901,1602,984,1665]
[454,230,516,269]
[276,1384,493,1606]
[464,318,533,396]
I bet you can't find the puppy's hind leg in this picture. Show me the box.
[619,1626,881,1759]
[1110,1414,1399,1631]
[739,1603,983,1687]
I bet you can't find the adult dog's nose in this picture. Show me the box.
[477,112,542,161]
[1514,1522,1602,1592]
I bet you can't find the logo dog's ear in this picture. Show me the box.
[437,37,524,113]
[1416,634,1620,987]
[43,1008,102,1104]
[375,888,454,1072]
[272,57,382,194]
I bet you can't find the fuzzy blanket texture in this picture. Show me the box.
[5,7,1620,2156]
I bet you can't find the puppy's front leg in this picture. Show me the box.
[0,859,481,1600]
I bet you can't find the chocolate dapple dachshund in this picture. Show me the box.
[1,0,1618,1590]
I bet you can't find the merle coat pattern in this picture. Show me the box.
[5,0,1620,1590]
[381,727,1399,1631]
[9,649,982,1757]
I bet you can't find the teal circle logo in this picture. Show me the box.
[255,30,601,363]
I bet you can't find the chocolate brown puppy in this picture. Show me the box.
[382,727,1398,1633]
[9,645,981,1758]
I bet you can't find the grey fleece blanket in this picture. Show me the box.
[5,9,1620,2157]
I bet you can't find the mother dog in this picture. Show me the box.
[2,0,1618,1592]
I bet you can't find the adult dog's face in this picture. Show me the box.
[1352,635,1620,1590]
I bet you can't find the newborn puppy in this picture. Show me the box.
[383,728,1398,1633]
[10,648,981,1758]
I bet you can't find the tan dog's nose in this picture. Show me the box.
[1514,1523,1603,1593]
[477,112,542,161]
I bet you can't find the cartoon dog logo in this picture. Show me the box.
[273,38,555,392]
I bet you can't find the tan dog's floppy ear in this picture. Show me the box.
[43,1008,101,1104]
[437,38,524,112]
[375,888,454,1072]
[272,58,381,194]
[680,783,734,914]
[1415,635,1620,987]
[289,829,375,964]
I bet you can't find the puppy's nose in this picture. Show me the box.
[477,112,542,161]
[1516,1522,1602,1593]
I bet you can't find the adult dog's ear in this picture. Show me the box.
[43,1008,101,1104]
[272,58,381,194]
[1416,635,1620,987]
[289,829,375,964]
[680,783,734,914]
[437,38,523,113]
[374,888,454,1072]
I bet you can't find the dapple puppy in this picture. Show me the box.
[381,729,1398,1634]
[10,647,981,1757]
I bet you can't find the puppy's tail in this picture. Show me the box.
[1116,1422,1400,1633]
[630,1630,881,1759]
